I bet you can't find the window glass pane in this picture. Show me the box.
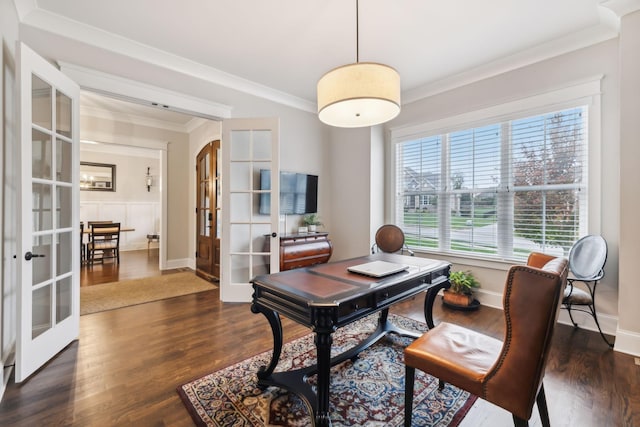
[57,138,73,182]
[32,74,52,130]
[56,276,72,323]
[394,105,587,260]
[56,231,72,275]
[33,285,52,339]
[33,183,53,232]
[397,136,441,250]
[32,129,52,180]
[32,234,53,285]
[56,90,72,138]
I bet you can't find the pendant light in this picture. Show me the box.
[317,0,401,128]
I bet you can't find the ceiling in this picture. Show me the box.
[14,0,622,123]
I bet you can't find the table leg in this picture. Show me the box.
[315,329,333,427]
[250,303,283,379]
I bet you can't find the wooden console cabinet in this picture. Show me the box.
[265,232,333,271]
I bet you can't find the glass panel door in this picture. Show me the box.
[17,43,80,382]
[221,119,279,302]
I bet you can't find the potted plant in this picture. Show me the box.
[301,213,323,232]
[443,270,480,309]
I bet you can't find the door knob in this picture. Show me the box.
[24,252,45,261]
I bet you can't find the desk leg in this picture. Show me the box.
[314,328,333,427]
[250,303,283,379]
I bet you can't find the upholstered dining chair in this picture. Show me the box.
[87,222,121,265]
[404,252,568,427]
[563,235,613,347]
[371,224,414,256]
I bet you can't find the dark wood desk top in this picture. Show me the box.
[253,252,448,301]
[252,252,450,327]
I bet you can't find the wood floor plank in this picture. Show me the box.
[2,254,638,426]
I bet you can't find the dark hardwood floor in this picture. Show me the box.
[2,255,638,426]
[80,248,184,287]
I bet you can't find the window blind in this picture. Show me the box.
[395,105,587,260]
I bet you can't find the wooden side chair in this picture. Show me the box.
[404,252,568,427]
[87,222,121,265]
[371,224,414,256]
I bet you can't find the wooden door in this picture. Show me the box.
[196,141,220,280]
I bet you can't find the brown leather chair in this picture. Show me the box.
[404,252,568,427]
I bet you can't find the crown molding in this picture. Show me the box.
[403,23,617,104]
[11,0,36,21]
[59,61,231,121]
[600,0,640,18]
[20,7,316,113]
[80,104,190,133]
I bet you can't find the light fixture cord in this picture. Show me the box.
[356,0,359,63]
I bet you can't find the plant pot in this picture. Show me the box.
[442,290,473,307]
[309,225,317,232]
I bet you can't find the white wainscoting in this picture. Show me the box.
[80,201,160,251]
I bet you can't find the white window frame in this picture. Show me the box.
[389,77,602,262]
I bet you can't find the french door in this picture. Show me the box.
[196,140,220,280]
[220,118,279,302]
[16,43,80,382]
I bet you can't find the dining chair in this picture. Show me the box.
[371,224,414,256]
[563,234,613,347]
[87,220,113,226]
[80,221,85,265]
[404,252,568,427]
[87,222,121,265]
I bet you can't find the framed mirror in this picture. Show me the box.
[80,162,116,191]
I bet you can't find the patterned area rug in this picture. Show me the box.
[178,314,476,426]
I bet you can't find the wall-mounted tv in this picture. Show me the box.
[259,169,318,215]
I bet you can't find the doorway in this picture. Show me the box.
[195,140,220,281]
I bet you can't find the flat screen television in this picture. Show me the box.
[259,169,318,215]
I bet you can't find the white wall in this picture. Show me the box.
[616,10,640,356]
[80,114,189,264]
[328,127,372,261]
[80,149,161,251]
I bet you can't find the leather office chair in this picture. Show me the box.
[371,224,414,256]
[404,252,568,427]
[87,222,121,265]
[563,235,613,347]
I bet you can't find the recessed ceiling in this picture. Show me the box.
[15,0,620,114]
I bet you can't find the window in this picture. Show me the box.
[394,105,588,261]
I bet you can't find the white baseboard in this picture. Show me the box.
[473,289,631,353]
[612,328,640,357]
[164,258,191,270]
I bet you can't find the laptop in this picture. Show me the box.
[347,260,409,278]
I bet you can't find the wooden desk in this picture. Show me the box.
[251,252,450,426]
